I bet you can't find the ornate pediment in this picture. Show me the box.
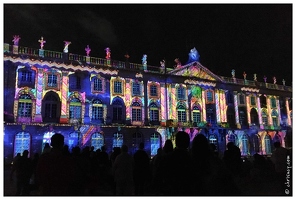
[168,61,223,82]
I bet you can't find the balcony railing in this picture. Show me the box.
[220,76,291,91]
[4,43,292,91]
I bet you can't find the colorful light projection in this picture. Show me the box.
[201,90,207,122]
[125,79,131,120]
[257,95,263,129]
[215,91,220,123]
[246,95,251,125]
[234,94,240,127]
[160,83,167,123]
[285,98,291,126]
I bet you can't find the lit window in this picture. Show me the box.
[18,94,32,117]
[113,132,123,148]
[14,132,31,157]
[132,102,142,121]
[47,74,57,87]
[92,99,103,121]
[149,103,159,121]
[206,90,213,103]
[151,132,161,157]
[133,82,141,96]
[241,134,249,156]
[91,132,104,151]
[264,134,272,155]
[113,99,123,121]
[150,85,158,97]
[93,78,103,91]
[114,81,122,94]
[177,86,186,100]
[271,110,278,127]
[239,94,245,105]
[270,98,276,108]
[192,106,201,124]
[69,98,81,120]
[262,110,268,125]
[21,71,32,82]
[177,104,186,122]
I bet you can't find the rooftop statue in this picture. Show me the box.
[187,47,200,63]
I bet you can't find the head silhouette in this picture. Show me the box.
[121,144,128,153]
[176,131,190,149]
[50,133,64,149]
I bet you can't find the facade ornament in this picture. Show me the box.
[273,76,276,84]
[253,73,257,81]
[243,71,247,80]
[282,79,286,86]
[231,69,235,78]
[263,76,267,83]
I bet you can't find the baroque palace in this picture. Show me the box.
[3,35,292,163]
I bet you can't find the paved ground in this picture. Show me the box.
[3,167,289,196]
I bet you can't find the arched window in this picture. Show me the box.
[42,131,55,151]
[92,99,104,123]
[69,98,82,120]
[192,105,201,124]
[149,103,159,122]
[18,94,32,118]
[14,132,31,157]
[132,102,142,121]
[271,110,278,127]
[241,134,249,156]
[113,132,123,148]
[264,134,272,155]
[151,132,161,157]
[177,103,187,122]
[91,132,104,151]
[42,92,60,123]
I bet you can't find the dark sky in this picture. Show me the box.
[4,4,292,85]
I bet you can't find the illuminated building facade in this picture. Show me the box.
[3,36,292,162]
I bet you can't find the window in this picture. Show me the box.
[177,104,186,122]
[114,81,122,94]
[271,110,278,127]
[132,82,141,96]
[239,94,245,105]
[92,99,103,122]
[14,132,31,157]
[21,71,32,82]
[250,96,256,106]
[112,98,123,121]
[18,94,32,117]
[241,134,249,156]
[227,132,237,145]
[192,106,201,124]
[43,93,60,123]
[68,131,79,149]
[113,132,123,148]
[252,134,261,154]
[177,86,186,100]
[149,103,159,121]
[227,92,233,104]
[262,110,268,125]
[132,102,142,121]
[91,132,104,151]
[270,97,276,108]
[69,98,81,120]
[47,74,57,87]
[42,131,55,151]
[206,90,213,103]
[69,75,81,90]
[150,85,157,97]
[151,132,161,157]
[93,78,103,92]
[264,134,272,155]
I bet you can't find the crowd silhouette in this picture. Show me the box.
[8,131,291,196]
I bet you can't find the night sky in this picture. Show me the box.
[3,4,292,85]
